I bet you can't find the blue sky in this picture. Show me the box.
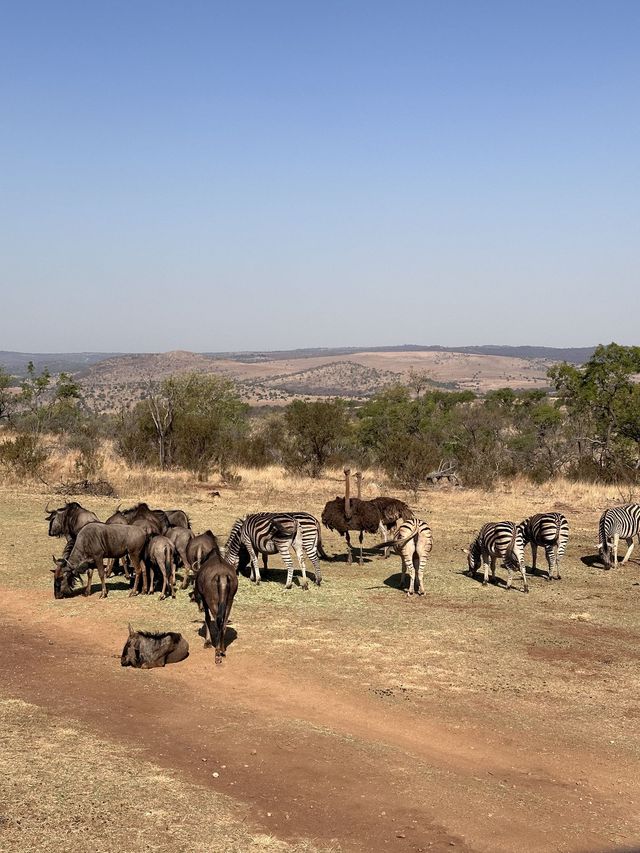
[1,1,638,352]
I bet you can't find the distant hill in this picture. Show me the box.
[0,351,125,376]
[205,344,595,365]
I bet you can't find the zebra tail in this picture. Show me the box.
[317,528,330,560]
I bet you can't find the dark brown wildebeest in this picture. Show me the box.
[120,503,170,535]
[164,509,190,529]
[166,526,194,583]
[46,501,99,559]
[193,547,238,663]
[51,522,147,599]
[183,530,217,589]
[145,535,176,599]
[121,624,189,668]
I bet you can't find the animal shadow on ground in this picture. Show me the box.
[581,554,606,570]
[197,623,238,648]
[238,565,321,587]
[328,551,374,565]
[383,572,406,592]
[458,567,528,592]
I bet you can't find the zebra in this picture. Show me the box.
[598,504,640,570]
[463,521,528,592]
[519,512,569,580]
[224,512,323,589]
[386,517,432,596]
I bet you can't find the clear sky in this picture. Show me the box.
[1,1,638,352]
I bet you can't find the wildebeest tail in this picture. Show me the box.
[216,574,229,633]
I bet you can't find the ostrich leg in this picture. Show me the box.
[358,530,364,566]
[345,531,353,564]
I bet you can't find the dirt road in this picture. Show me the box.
[1,588,638,853]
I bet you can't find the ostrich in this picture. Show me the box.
[354,472,414,558]
[321,469,381,565]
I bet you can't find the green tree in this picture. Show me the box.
[284,399,351,477]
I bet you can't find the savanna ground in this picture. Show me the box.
[1,460,640,853]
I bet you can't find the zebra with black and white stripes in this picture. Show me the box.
[464,521,528,592]
[224,512,323,589]
[598,504,640,570]
[387,517,433,596]
[520,512,569,580]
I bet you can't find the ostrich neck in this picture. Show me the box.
[345,471,352,519]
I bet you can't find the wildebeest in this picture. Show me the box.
[183,530,218,588]
[193,547,238,663]
[51,522,147,599]
[166,525,194,584]
[121,624,189,668]
[46,501,99,559]
[145,535,176,599]
[164,509,191,529]
[120,503,170,536]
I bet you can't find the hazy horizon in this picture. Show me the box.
[2,1,639,351]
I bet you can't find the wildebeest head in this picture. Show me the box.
[46,503,71,537]
[50,556,80,599]
[121,625,189,668]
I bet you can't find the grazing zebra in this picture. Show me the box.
[520,512,569,580]
[387,517,433,596]
[463,521,528,592]
[598,504,640,570]
[224,512,323,589]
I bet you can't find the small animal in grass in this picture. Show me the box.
[192,546,238,664]
[120,625,189,668]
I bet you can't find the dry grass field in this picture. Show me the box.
[1,461,640,852]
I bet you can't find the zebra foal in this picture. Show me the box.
[598,504,640,570]
[463,521,528,592]
[520,512,569,580]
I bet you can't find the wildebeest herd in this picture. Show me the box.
[45,469,640,666]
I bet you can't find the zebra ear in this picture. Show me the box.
[461,548,469,554]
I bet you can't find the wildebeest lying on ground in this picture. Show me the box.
[51,522,147,599]
[193,546,238,663]
[121,624,189,668]
[145,535,176,599]
[46,501,99,559]
[183,530,218,588]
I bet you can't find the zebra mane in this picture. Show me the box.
[224,517,245,556]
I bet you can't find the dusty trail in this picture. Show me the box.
[1,587,638,853]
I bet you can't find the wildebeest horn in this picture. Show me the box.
[128,623,134,637]
[45,501,52,514]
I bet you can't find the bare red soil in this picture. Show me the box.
[1,587,639,853]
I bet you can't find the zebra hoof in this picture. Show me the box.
[301,583,309,591]
[482,580,488,586]
[284,584,292,590]
[203,639,212,648]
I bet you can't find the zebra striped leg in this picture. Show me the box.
[612,533,620,569]
[621,538,634,564]
[277,542,297,589]
[404,554,415,596]
[293,543,309,590]
[544,545,554,581]
[482,559,490,586]
[520,563,529,593]
[416,555,426,596]
[505,565,513,590]
[305,546,322,586]
[246,543,261,584]
[531,543,538,573]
